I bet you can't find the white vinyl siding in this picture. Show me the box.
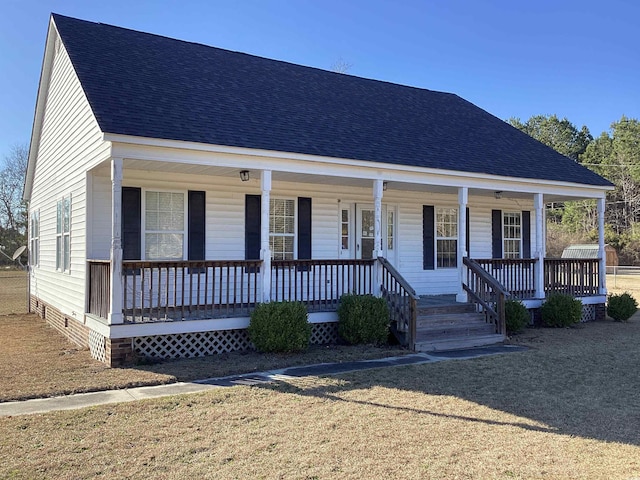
[88,169,537,298]
[28,36,110,319]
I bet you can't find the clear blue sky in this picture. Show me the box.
[1,0,638,160]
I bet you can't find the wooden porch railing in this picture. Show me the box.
[379,256,418,348]
[474,258,536,300]
[544,258,600,296]
[121,260,262,322]
[87,260,110,319]
[270,259,375,311]
[463,257,508,335]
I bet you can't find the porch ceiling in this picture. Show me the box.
[90,159,596,202]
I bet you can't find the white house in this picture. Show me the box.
[25,14,614,365]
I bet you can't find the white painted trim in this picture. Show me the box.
[598,198,607,295]
[522,295,606,309]
[87,311,337,339]
[260,170,272,302]
[106,136,613,197]
[534,193,545,299]
[108,158,123,324]
[457,187,468,302]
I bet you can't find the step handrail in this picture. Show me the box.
[463,257,509,335]
[378,256,418,348]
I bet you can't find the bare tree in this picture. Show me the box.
[330,57,353,74]
[0,144,28,259]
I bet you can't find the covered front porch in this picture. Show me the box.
[87,254,604,348]
[84,147,610,352]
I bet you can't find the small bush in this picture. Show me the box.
[338,294,389,345]
[541,293,582,327]
[607,292,638,322]
[505,299,529,333]
[248,301,311,353]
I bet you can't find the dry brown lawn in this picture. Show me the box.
[0,313,407,402]
[607,273,640,303]
[2,272,640,478]
[2,317,640,479]
[0,269,28,315]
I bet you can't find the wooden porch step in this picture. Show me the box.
[416,312,486,328]
[414,334,506,352]
[417,302,476,316]
[415,318,496,341]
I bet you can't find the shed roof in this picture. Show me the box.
[561,244,615,259]
[50,13,612,188]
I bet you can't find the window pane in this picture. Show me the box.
[269,199,295,259]
[145,233,183,260]
[56,236,62,270]
[146,211,158,230]
[63,198,70,233]
[387,210,394,250]
[64,235,70,271]
[56,201,62,234]
[341,209,350,251]
[437,239,457,268]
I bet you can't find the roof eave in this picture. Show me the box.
[24,16,59,202]
[104,132,615,195]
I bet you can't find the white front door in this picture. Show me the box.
[356,206,376,260]
[341,204,397,262]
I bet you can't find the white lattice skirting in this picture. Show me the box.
[89,330,107,362]
[133,322,339,359]
[581,304,596,322]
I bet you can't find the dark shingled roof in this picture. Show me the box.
[51,14,612,187]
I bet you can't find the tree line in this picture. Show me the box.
[509,114,640,264]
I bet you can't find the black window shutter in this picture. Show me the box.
[245,195,261,260]
[423,205,435,270]
[491,209,502,259]
[188,191,206,261]
[121,187,141,260]
[298,197,312,260]
[466,207,470,258]
[522,210,531,258]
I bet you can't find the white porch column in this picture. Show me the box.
[598,196,607,295]
[108,158,124,325]
[534,193,545,299]
[373,179,384,296]
[260,170,272,303]
[456,187,468,302]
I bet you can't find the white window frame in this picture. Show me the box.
[269,197,296,261]
[436,207,458,269]
[56,195,71,272]
[503,211,522,259]
[340,207,350,252]
[386,207,395,251]
[142,189,187,260]
[30,210,40,267]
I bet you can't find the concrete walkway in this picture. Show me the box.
[0,344,527,417]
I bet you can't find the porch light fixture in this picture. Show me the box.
[239,170,250,182]
[383,181,388,191]
[494,191,503,200]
